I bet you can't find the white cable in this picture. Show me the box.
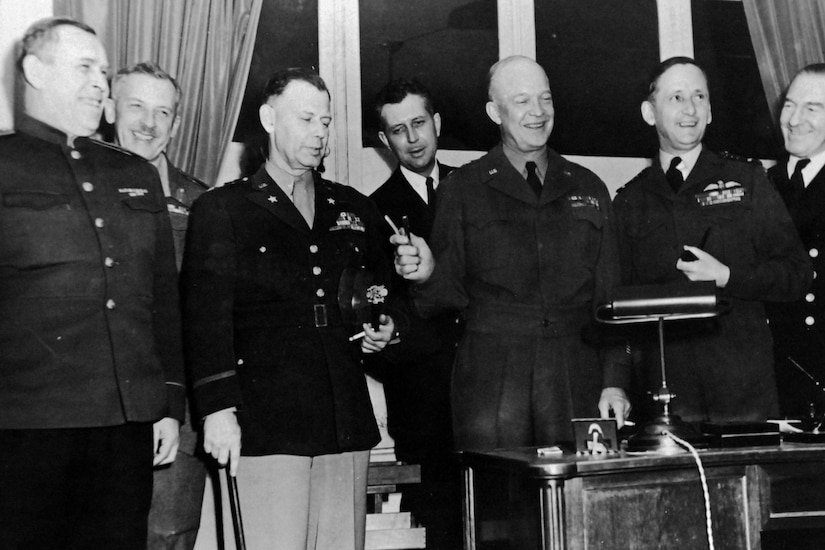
[664,431,715,550]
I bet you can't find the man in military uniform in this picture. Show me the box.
[369,78,462,549]
[766,63,825,418]
[613,57,811,424]
[0,18,184,548]
[107,61,208,550]
[182,67,395,549]
[393,55,630,452]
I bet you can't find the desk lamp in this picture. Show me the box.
[596,281,730,454]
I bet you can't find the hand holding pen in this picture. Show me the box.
[386,214,435,282]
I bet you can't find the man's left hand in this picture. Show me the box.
[676,246,730,288]
[152,417,181,466]
[598,387,631,429]
[361,314,395,354]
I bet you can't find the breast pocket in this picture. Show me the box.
[626,216,674,283]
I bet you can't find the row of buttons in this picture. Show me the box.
[74,148,116,311]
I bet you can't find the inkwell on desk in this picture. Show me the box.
[596,280,729,454]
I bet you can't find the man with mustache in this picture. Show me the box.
[106,61,208,550]
[0,17,184,548]
[613,57,811,424]
[392,55,631,452]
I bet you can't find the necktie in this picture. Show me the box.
[425,176,436,207]
[791,158,811,197]
[525,161,542,197]
[666,157,683,193]
[292,178,314,228]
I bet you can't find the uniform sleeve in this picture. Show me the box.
[180,193,244,420]
[591,181,631,390]
[412,174,470,318]
[724,165,813,302]
[150,170,186,422]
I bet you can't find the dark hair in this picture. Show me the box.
[646,56,708,101]
[16,17,96,75]
[374,78,436,129]
[112,61,182,110]
[260,67,329,105]
[797,63,825,79]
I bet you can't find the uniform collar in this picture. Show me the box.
[659,144,702,180]
[17,114,83,148]
[501,143,549,181]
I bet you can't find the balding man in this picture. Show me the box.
[0,17,183,548]
[393,55,630,452]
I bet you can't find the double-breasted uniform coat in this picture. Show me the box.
[613,148,811,423]
[766,159,825,417]
[413,144,629,451]
[182,166,390,456]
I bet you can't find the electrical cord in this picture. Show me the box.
[664,431,715,550]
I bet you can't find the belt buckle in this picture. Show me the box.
[314,304,328,328]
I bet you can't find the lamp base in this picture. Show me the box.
[627,412,707,454]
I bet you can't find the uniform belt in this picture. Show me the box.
[235,303,344,329]
[465,302,591,337]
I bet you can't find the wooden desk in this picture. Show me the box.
[462,443,825,550]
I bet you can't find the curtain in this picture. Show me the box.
[54,0,262,185]
[742,0,825,122]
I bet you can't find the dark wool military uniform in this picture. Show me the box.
[614,148,811,424]
[766,159,825,417]
[0,115,184,549]
[182,166,389,456]
[413,144,628,451]
[0,115,184,428]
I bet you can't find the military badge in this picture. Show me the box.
[330,211,365,232]
[695,180,746,206]
[568,195,600,210]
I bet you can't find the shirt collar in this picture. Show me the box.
[501,144,549,181]
[788,150,825,186]
[400,163,440,187]
[660,144,702,180]
[264,158,313,196]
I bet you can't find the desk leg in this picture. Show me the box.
[463,465,476,550]
[540,478,566,550]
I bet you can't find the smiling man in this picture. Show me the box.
[0,18,184,548]
[766,64,825,419]
[613,56,811,425]
[391,55,631,452]
[106,61,208,550]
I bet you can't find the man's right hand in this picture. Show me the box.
[390,232,434,282]
[203,407,242,476]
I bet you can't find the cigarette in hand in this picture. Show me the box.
[384,215,401,236]
[348,330,366,342]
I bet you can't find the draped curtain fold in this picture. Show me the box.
[742,0,825,122]
[54,0,262,185]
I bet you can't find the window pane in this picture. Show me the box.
[360,0,499,151]
[536,0,660,157]
[692,0,781,159]
[232,0,319,144]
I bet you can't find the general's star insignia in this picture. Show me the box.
[268,195,278,203]
[327,198,335,205]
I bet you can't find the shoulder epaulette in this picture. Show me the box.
[720,150,761,165]
[89,138,145,160]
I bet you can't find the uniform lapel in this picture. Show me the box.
[244,167,308,231]
[482,145,540,205]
